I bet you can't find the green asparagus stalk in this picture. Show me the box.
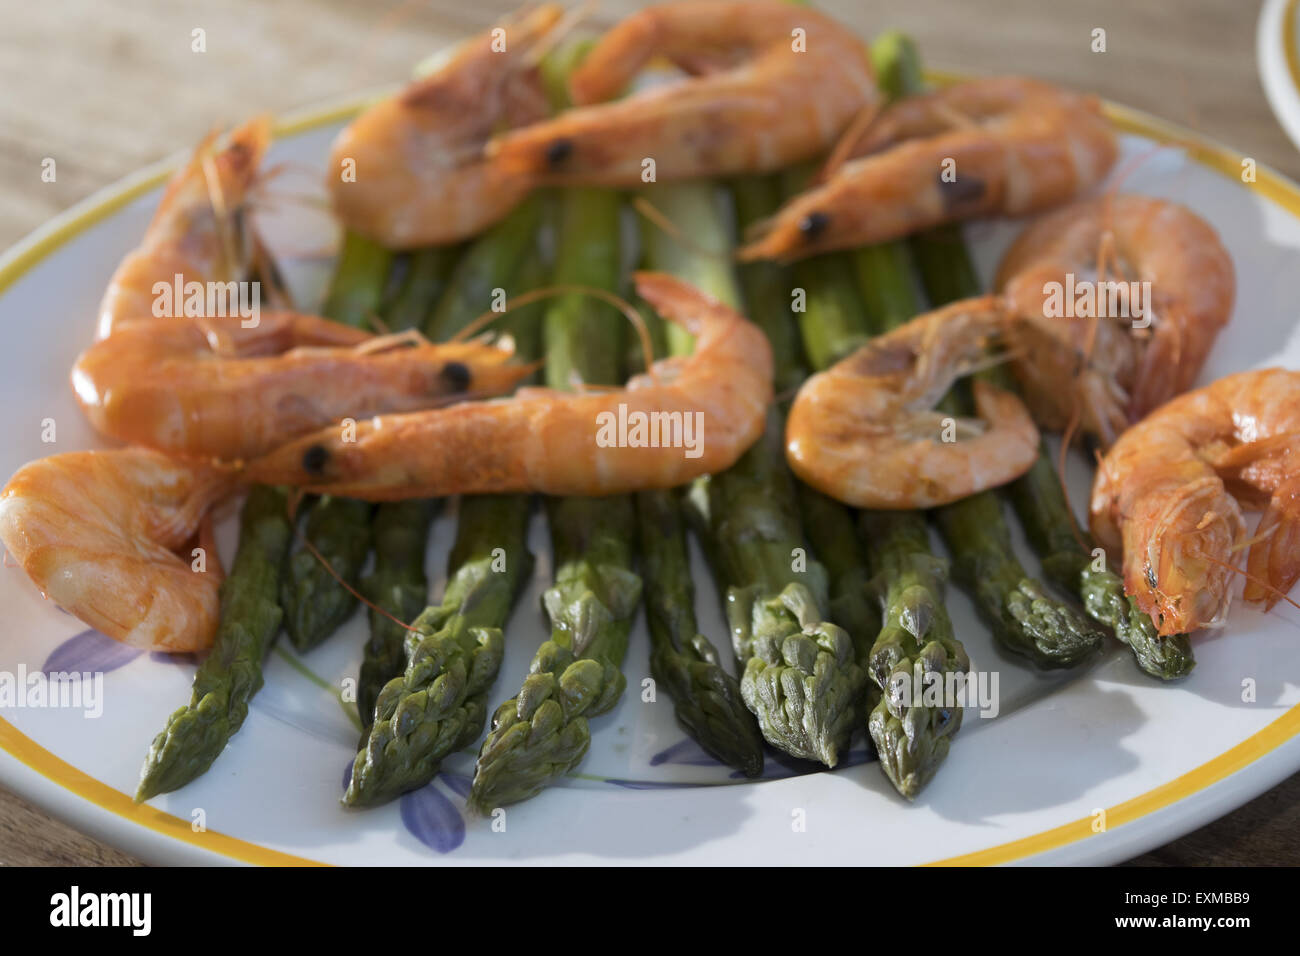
[688,416,862,766]
[729,175,808,396]
[344,494,534,807]
[470,184,644,812]
[772,32,965,797]
[470,41,636,808]
[791,235,968,795]
[1005,451,1195,679]
[282,496,373,651]
[696,182,863,766]
[425,196,544,341]
[911,233,1104,670]
[651,175,865,766]
[356,248,461,734]
[732,172,883,733]
[320,229,393,330]
[635,181,764,776]
[794,242,969,791]
[280,230,393,650]
[381,245,460,333]
[636,486,764,775]
[136,486,294,800]
[357,497,436,737]
[346,230,551,801]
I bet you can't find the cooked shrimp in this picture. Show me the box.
[241,272,773,498]
[785,296,1039,508]
[738,77,1117,262]
[997,194,1235,447]
[98,116,271,339]
[328,4,562,248]
[0,450,233,651]
[71,314,532,462]
[1091,368,1300,636]
[486,1,876,186]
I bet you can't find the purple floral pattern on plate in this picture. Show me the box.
[341,759,469,854]
[400,782,466,854]
[42,629,141,676]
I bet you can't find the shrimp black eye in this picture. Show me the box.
[937,173,986,209]
[799,212,831,241]
[545,138,574,166]
[440,361,471,392]
[302,444,330,476]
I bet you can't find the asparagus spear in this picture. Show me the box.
[356,249,461,734]
[320,229,393,329]
[282,496,373,651]
[635,181,764,776]
[689,181,863,766]
[470,41,635,808]
[783,201,969,794]
[732,172,883,732]
[1005,451,1195,679]
[344,494,534,807]
[358,496,436,737]
[650,174,865,767]
[687,416,862,766]
[346,233,551,801]
[911,231,1105,670]
[381,245,460,334]
[136,486,294,800]
[729,176,808,395]
[470,185,644,812]
[280,230,392,650]
[424,196,544,341]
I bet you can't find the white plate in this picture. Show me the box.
[2,92,1299,867]
[1259,0,1300,154]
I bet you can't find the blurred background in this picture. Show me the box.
[4,0,1298,248]
[0,0,1296,865]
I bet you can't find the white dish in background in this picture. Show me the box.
[1,92,1299,866]
[1259,0,1300,153]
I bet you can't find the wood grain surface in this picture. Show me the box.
[0,0,1295,866]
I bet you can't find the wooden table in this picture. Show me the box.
[1,0,1296,866]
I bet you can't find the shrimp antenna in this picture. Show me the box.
[1055,428,1093,556]
[632,197,732,262]
[247,161,336,219]
[1102,137,1203,196]
[816,101,883,182]
[1191,549,1300,615]
[450,284,658,376]
[518,0,596,70]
